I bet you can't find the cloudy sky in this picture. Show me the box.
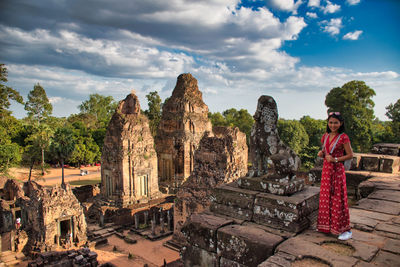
[1,0,399,120]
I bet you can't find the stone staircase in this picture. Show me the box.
[181,172,320,266]
[0,251,25,267]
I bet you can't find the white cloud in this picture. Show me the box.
[343,30,363,40]
[308,0,320,7]
[346,0,361,5]
[268,0,303,13]
[322,0,341,14]
[322,18,343,36]
[306,12,318,18]
[49,97,63,104]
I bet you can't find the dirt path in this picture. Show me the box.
[8,166,101,187]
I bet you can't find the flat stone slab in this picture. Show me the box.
[376,223,400,238]
[350,229,387,248]
[217,224,283,267]
[366,177,400,191]
[295,230,378,262]
[181,213,233,252]
[371,250,400,267]
[368,190,400,203]
[383,238,400,255]
[350,208,394,232]
[276,237,359,267]
[353,198,400,215]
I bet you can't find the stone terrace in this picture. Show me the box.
[260,174,400,267]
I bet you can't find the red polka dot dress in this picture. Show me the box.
[317,133,351,235]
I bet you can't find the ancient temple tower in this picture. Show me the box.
[101,92,160,207]
[155,73,212,192]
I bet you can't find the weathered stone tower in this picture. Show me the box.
[155,73,212,193]
[101,92,160,207]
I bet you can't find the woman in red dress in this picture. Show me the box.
[317,112,354,240]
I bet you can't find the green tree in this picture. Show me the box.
[25,83,53,124]
[78,94,117,128]
[0,64,23,118]
[208,112,227,127]
[0,64,23,174]
[386,99,400,122]
[144,91,162,137]
[208,109,254,145]
[50,126,76,188]
[277,119,309,155]
[325,80,375,152]
[299,116,326,147]
[68,121,100,166]
[25,83,53,174]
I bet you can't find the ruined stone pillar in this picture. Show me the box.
[134,213,139,229]
[167,210,171,231]
[151,219,155,235]
[144,211,148,226]
[99,213,104,227]
[160,215,165,234]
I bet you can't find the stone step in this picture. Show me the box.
[237,175,305,195]
[181,213,233,253]
[217,224,284,266]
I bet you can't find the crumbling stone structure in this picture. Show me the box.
[180,95,320,267]
[0,180,87,254]
[28,248,98,267]
[173,126,248,245]
[101,92,160,207]
[155,73,212,193]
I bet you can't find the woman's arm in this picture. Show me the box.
[326,142,353,163]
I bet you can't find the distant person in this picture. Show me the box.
[15,217,21,230]
[317,112,353,240]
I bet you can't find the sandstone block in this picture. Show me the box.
[181,245,218,267]
[354,198,400,215]
[212,184,257,210]
[217,224,283,267]
[210,202,253,221]
[237,175,304,196]
[362,156,380,171]
[379,156,400,173]
[181,213,233,252]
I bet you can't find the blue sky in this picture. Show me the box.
[0,0,399,120]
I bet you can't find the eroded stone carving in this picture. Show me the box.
[248,95,300,177]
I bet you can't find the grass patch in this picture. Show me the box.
[69,179,101,186]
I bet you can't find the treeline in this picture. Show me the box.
[1,64,399,178]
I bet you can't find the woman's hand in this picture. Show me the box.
[317,150,325,158]
[325,154,335,162]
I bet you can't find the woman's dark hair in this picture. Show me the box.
[326,112,345,133]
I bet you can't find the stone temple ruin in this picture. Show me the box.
[155,73,213,193]
[173,126,248,245]
[180,95,320,266]
[101,92,161,207]
[0,180,87,254]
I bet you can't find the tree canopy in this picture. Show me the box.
[325,80,376,152]
[78,93,117,127]
[0,64,23,118]
[144,91,162,137]
[25,83,53,124]
[386,99,400,122]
